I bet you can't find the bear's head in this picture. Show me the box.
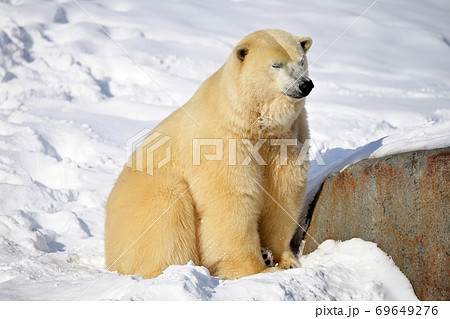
[223,29,313,132]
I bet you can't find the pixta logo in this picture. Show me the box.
[126,129,172,175]
[193,138,325,166]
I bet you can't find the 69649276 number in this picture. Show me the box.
[375,306,438,316]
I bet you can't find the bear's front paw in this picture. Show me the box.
[277,251,301,269]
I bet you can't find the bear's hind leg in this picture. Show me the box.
[105,170,200,278]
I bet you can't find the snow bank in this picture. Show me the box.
[0,238,417,301]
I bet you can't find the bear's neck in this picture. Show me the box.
[186,66,303,139]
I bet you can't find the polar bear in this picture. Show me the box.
[105,29,313,279]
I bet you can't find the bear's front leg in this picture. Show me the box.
[258,147,309,269]
[193,173,268,279]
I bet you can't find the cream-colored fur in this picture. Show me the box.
[105,29,312,279]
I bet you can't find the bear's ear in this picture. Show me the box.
[298,36,313,53]
[235,44,249,62]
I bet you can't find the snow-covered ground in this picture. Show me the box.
[0,0,448,300]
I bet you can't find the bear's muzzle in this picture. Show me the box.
[286,76,314,99]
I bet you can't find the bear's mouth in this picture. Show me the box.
[286,92,307,99]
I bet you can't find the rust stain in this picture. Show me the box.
[424,151,450,173]
[332,170,357,196]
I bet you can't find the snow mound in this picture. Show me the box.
[0,238,417,301]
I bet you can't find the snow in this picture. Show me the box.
[0,0,448,300]
[0,238,417,301]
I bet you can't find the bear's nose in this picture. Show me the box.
[299,77,314,97]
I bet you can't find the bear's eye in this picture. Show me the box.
[271,62,283,69]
